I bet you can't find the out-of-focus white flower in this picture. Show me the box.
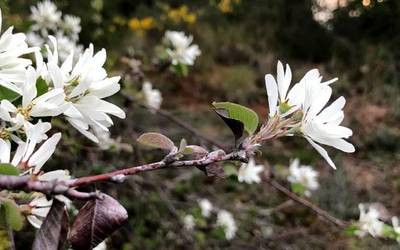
[164,30,201,66]
[0,10,37,90]
[26,32,45,47]
[356,203,385,238]
[61,15,81,38]
[198,199,213,218]
[94,128,132,152]
[53,32,83,61]
[183,214,195,231]
[287,159,319,197]
[142,82,162,110]
[216,210,237,240]
[238,158,264,184]
[44,36,125,143]
[30,0,61,34]
[392,217,400,242]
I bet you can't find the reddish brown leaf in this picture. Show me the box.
[69,193,128,250]
[32,199,69,250]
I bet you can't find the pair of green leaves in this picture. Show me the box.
[212,102,259,145]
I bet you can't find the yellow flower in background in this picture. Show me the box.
[128,18,141,30]
[166,5,197,24]
[218,0,241,13]
[141,17,156,29]
[184,13,196,24]
[128,17,156,35]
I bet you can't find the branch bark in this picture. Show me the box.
[0,150,247,200]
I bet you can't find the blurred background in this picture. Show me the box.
[1,0,400,249]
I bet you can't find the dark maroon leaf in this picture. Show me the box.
[32,199,69,250]
[213,108,245,147]
[69,193,128,250]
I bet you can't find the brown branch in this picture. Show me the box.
[263,176,349,228]
[0,150,247,200]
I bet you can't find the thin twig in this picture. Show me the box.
[264,176,348,228]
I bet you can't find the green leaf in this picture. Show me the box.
[290,183,306,195]
[212,102,259,145]
[212,102,259,135]
[137,132,175,151]
[344,224,359,236]
[36,78,49,97]
[0,199,24,231]
[0,85,20,102]
[173,64,188,77]
[0,164,20,176]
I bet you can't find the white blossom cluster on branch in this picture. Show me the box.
[0,7,125,228]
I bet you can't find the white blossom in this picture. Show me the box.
[216,210,237,240]
[45,36,125,143]
[27,194,52,228]
[356,203,385,238]
[237,158,264,184]
[287,159,319,197]
[0,10,37,90]
[183,214,195,231]
[265,62,354,168]
[164,31,201,66]
[30,0,61,34]
[1,66,67,122]
[294,68,354,168]
[142,82,162,110]
[392,217,400,243]
[198,199,213,218]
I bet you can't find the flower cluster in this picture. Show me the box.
[128,17,156,35]
[166,6,197,24]
[163,30,201,67]
[287,159,319,197]
[349,203,400,243]
[262,61,355,169]
[28,0,83,61]
[355,203,385,238]
[0,7,125,228]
